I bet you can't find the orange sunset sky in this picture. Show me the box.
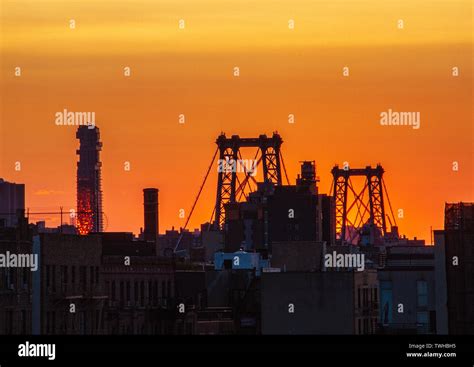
[1,0,472,243]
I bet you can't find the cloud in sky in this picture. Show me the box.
[33,189,64,196]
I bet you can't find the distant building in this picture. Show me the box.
[200,222,224,262]
[157,227,201,258]
[76,126,103,234]
[35,221,77,235]
[224,162,335,255]
[434,202,474,334]
[0,178,25,228]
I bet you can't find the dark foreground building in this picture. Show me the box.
[0,178,25,228]
[435,202,474,334]
[0,214,32,334]
[38,233,106,335]
[101,232,175,334]
[377,246,436,334]
[261,271,378,335]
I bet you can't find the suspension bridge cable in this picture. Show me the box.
[279,150,290,185]
[174,147,219,251]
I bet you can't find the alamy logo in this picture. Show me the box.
[55,109,95,128]
[0,252,38,271]
[324,251,365,272]
[217,158,257,176]
[380,109,420,129]
[18,342,56,361]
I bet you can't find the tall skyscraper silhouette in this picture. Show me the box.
[76,126,103,234]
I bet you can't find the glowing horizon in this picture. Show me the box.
[1,0,472,243]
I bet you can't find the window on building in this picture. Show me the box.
[134,281,139,303]
[21,310,26,334]
[80,311,85,334]
[417,311,429,328]
[358,288,361,308]
[63,311,68,334]
[148,281,152,305]
[62,266,68,285]
[380,281,393,325]
[95,309,100,332]
[52,311,56,335]
[71,266,76,284]
[8,268,16,290]
[186,322,193,335]
[80,266,86,289]
[140,281,145,306]
[2,268,6,290]
[429,311,436,333]
[1,268,5,290]
[223,259,232,269]
[417,280,428,307]
[90,266,94,285]
[363,288,368,307]
[111,281,116,301]
[71,313,76,332]
[126,281,130,302]
[46,265,50,288]
[95,266,99,284]
[6,310,13,334]
[46,312,50,334]
[23,267,28,289]
[51,265,56,292]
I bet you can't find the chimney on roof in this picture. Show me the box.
[143,188,159,241]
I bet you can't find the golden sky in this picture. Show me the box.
[1,0,472,243]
